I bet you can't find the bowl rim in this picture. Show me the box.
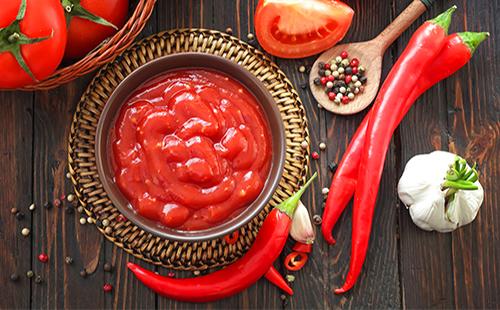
[95,52,286,242]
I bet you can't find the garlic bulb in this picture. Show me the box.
[398,151,483,233]
[290,200,315,244]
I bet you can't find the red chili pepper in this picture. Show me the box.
[292,242,313,254]
[335,8,456,294]
[284,252,308,271]
[224,231,239,245]
[127,173,317,302]
[264,266,293,295]
[321,31,489,245]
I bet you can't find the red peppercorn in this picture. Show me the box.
[350,58,359,67]
[320,77,327,85]
[342,96,350,104]
[117,214,127,222]
[60,194,66,200]
[324,63,330,70]
[340,51,348,59]
[167,272,175,278]
[345,75,352,84]
[312,152,320,160]
[53,199,61,207]
[352,67,359,74]
[103,283,113,293]
[38,253,48,263]
[327,75,335,82]
[328,92,336,101]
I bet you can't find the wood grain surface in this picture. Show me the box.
[1,0,498,309]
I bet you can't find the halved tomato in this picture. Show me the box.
[254,0,354,59]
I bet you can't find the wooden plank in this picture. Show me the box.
[446,1,499,308]
[0,91,33,309]
[30,81,107,308]
[322,0,401,307]
[396,1,455,308]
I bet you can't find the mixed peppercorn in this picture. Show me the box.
[313,51,367,105]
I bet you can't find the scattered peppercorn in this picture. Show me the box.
[29,203,36,211]
[225,27,233,34]
[286,274,295,282]
[65,256,73,265]
[300,83,307,90]
[38,253,48,263]
[34,275,42,284]
[10,273,19,282]
[79,218,86,225]
[193,270,201,276]
[86,217,93,224]
[60,194,66,200]
[280,294,287,301]
[247,33,254,40]
[298,65,306,73]
[312,152,320,160]
[21,228,30,237]
[103,283,113,293]
[300,141,308,149]
[96,219,103,228]
[53,199,61,207]
[10,207,18,215]
[77,206,84,213]
[117,214,127,222]
[319,142,327,150]
[328,161,338,172]
[26,270,34,278]
[15,212,25,220]
[44,202,52,209]
[79,269,87,278]
[102,219,110,227]
[104,227,113,235]
[167,272,175,278]
[321,187,330,195]
[313,214,322,225]
[67,194,75,202]
[66,172,71,179]
[103,263,113,273]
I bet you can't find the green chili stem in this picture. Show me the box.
[429,6,457,32]
[442,156,479,205]
[278,172,317,218]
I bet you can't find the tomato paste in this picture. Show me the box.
[112,69,272,231]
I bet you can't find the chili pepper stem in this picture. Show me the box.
[458,32,490,54]
[429,6,457,31]
[277,172,317,218]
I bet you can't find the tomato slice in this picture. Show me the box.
[254,0,354,59]
[284,251,309,271]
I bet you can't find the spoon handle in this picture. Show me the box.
[375,0,434,50]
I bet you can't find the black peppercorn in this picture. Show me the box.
[96,219,103,228]
[328,161,338,172]
[103,263,113,273]
[10,273,19,282]
[318,61,325,69]
[44,202,52,209]
[15,212,25,220]
[318,69,326,77]
[26,270,34,278]
[34,275,42,284]
[65,256,73,265]
[313,77,321,86]
[360,76,368,84]
[80,269,87,278]
[333,87,340,94]
[345,66,353,75]
[300,83,307,90]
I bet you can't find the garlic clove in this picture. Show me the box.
[290,200,315,244]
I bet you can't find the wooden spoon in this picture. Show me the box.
[310,0,435,115]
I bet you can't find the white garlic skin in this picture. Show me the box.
[290,200,315,244]
[398,151,483,233]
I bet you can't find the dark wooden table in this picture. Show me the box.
[1,1,498,309]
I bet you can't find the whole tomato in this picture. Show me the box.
[0,0,67,89]
[63,0,129,60]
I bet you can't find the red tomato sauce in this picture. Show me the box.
[112,69,272,231]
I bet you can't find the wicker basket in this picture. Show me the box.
[21,0,156,91]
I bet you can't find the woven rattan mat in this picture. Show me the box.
[68,29,310,270]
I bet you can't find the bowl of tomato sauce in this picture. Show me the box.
[96,53,286,241]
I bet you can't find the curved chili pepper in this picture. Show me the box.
[292,241,313,254]
[321,31,489,245]
[335,7,456,294]
[284,252,308,271]
[128,173,317,302]
[265,266,293,295]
